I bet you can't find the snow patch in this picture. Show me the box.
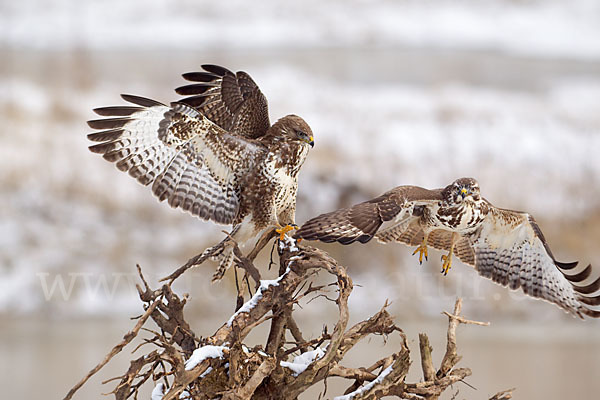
[199,367,213,378]
[179,390,190,399]
[185,345,228,371]
[227,268,291,326]
[333,365,394,400]
[279,235,299,252]
[151,382,164,400]
[280,347,325,376]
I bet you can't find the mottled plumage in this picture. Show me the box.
[296,178,600,318]
[88,65,314,280]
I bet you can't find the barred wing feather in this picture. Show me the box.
[176,64,270,139]
[465,208,600,318]
[88,95,265,225]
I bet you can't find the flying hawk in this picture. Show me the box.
[295,178,600,318]
[88,64,314,280]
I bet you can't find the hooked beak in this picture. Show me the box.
[460,188,468,199]
[308,136,314,147]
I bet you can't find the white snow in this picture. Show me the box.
[184,345,228,371]
[280,347,325,376]
[279,235,299,252]
[226,268,291,326]
[151,382,164,400]
[199,366,213,379]
[333,365,394,400]
[178,391,190,399]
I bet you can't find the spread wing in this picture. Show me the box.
[369,200,599,319]
[295,186,443,245]
[461,206,600,318]
[394,203,600,319]
[175,64,270,139]
[87,94,265,224]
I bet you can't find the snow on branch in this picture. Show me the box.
[63,235,514,400]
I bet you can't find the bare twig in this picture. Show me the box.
[246,228,277,261]
[438,298,489,378]
[329,365,378,382]
[419,333,436,382]
[489,388,516,400]
[67,242,510,400]
[63,297,161,400]
[223,358,276,400]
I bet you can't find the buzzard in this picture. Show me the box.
[88,64,314,280]
[295,178,600,318]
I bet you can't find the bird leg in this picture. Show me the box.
[440,233,459,276]
[275,224,298,240]
[412,234,429,264]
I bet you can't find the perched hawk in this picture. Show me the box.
[88,64,314,280]
[296,178,600,318]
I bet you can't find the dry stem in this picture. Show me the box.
[65,239,511,400]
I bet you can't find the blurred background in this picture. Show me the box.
[1,0,600,399]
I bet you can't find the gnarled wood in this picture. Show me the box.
[65,240,511,400]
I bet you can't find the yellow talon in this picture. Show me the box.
[412,239,428,265]
[441,252,453,276]
[441,233,459,276]
[276,224,297,240]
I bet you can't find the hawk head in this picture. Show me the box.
[443,177,481,205]
[273,115,314,147]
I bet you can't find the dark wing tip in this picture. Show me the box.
[181,71,219,82]
[201,64,232,76]
[578,292,600,306]
[178,95,211,108]
[556,260,579,270]
[175,84,213,96]
[92,106,142,117]
[580,306,600,318]
[88,142,113,154]
[120,94,165,107]
[572,270,600,295]
[356,234,374,244]
[336,236,357,245]
[561,263,592,284]
[87,118,130,130]
[87,128,124,142]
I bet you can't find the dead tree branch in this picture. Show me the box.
[489,388,516,400]
[65,238,512,400]
[63,266,161,400]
